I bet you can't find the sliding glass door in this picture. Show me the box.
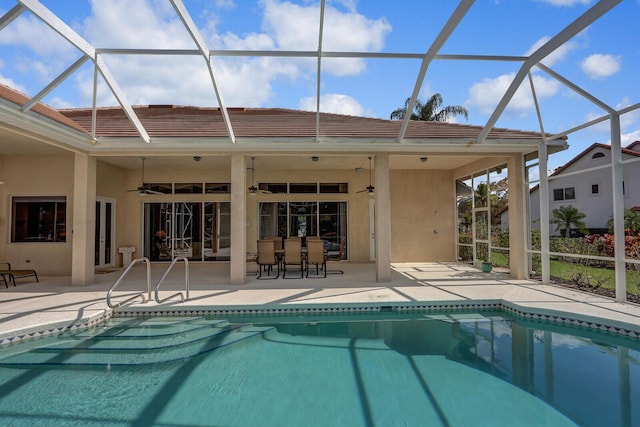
[258,201,347,257]
[143,202,230,261]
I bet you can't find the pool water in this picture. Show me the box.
[0,311,638,426]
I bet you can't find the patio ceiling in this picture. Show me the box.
[0,0,635,170]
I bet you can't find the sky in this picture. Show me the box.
[0,0,638,172]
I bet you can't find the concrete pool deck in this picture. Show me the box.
[2,262,640,343]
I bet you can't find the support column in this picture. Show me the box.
[374,153,391,282]
[507,154,527,279]
[539,140,551,285]
[230,154,247,285]
[611,114,626,302]
[71,153,96,286]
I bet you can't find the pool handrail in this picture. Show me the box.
[155,256,190,303]
[107,257,152,309]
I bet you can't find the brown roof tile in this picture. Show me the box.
[59,105,551,141]
[0,84,88,134]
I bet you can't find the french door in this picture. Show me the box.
[95,197,115,267]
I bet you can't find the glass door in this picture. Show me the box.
[143,202,230,261]
[94,197,115,267]
[289,202,317,238]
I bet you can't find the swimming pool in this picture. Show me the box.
[0,311,637,426]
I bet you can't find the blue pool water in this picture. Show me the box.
[0,311,638,426]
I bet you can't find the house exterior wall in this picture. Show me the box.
[1,153,464,277]
[390,169,455,261]
[0,154,75,275]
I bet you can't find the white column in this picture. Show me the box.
[610,114,626,302]
[538,141,551,285]
[230,154,247,285]
[71,153,96,286]
[374,153,391,282]
[507,154,527,279]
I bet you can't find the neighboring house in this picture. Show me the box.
[501,142,640,235]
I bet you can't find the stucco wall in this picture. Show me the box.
[0,154,75,275]
[1,155,462,275]
[390,169,456,262]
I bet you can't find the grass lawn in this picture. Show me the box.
[490,252,640,297]
[548,260,640,295]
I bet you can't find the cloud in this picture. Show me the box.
[299,93,368,116]
[466,72,560,116]
[621,130,640,146]
[0,14,74,57]
[84,0,191,48]
[526,36,577,67]
[260,0,391,76]
[581,54,621,79]
[67,0,390,108]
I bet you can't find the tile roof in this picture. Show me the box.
[0,84,88,134]
[58,104,551,141]
[0,80,556,143]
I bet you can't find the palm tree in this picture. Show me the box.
[390,93,468,122]
[552,205,587,237]
[607,209,640,234]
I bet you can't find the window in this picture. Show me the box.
[592,152,605,159]
[174,183,203,194]
[258,182,349,194]
[259,183,287,194]
[591,184,599,194]
[11,197,66,242]
[205,183,230,194]
[320,183,348,193]
[553,187,575,201]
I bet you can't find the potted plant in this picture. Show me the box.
[480,257,492,273]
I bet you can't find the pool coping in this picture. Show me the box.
[2,298,639,347]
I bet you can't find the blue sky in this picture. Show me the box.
[0,0,638,171]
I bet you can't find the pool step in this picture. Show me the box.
[0,317,272,367]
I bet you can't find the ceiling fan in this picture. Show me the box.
[357,156,375,195]
[247,157,270,195]
[128,157,162,195]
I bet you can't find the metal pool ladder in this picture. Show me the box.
[107,257,152,308]
[155,256,190,303]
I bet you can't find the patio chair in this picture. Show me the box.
[283,238,304,278]
[305,239,327,278]
[272,236,283,250]
[325,238,345,274]
[0,262,39,288]
[256,240,279,279]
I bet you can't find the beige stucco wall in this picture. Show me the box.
[390,169,456,262]
[1,154,471,276]
[0,154,75,275]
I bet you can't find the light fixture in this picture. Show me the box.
[248,157,258,195]
[356,156,375,195]
[193,156,201,162]
[420,156,428,163]
[311,156,319,162]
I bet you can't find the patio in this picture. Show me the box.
[2,262,640,345]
